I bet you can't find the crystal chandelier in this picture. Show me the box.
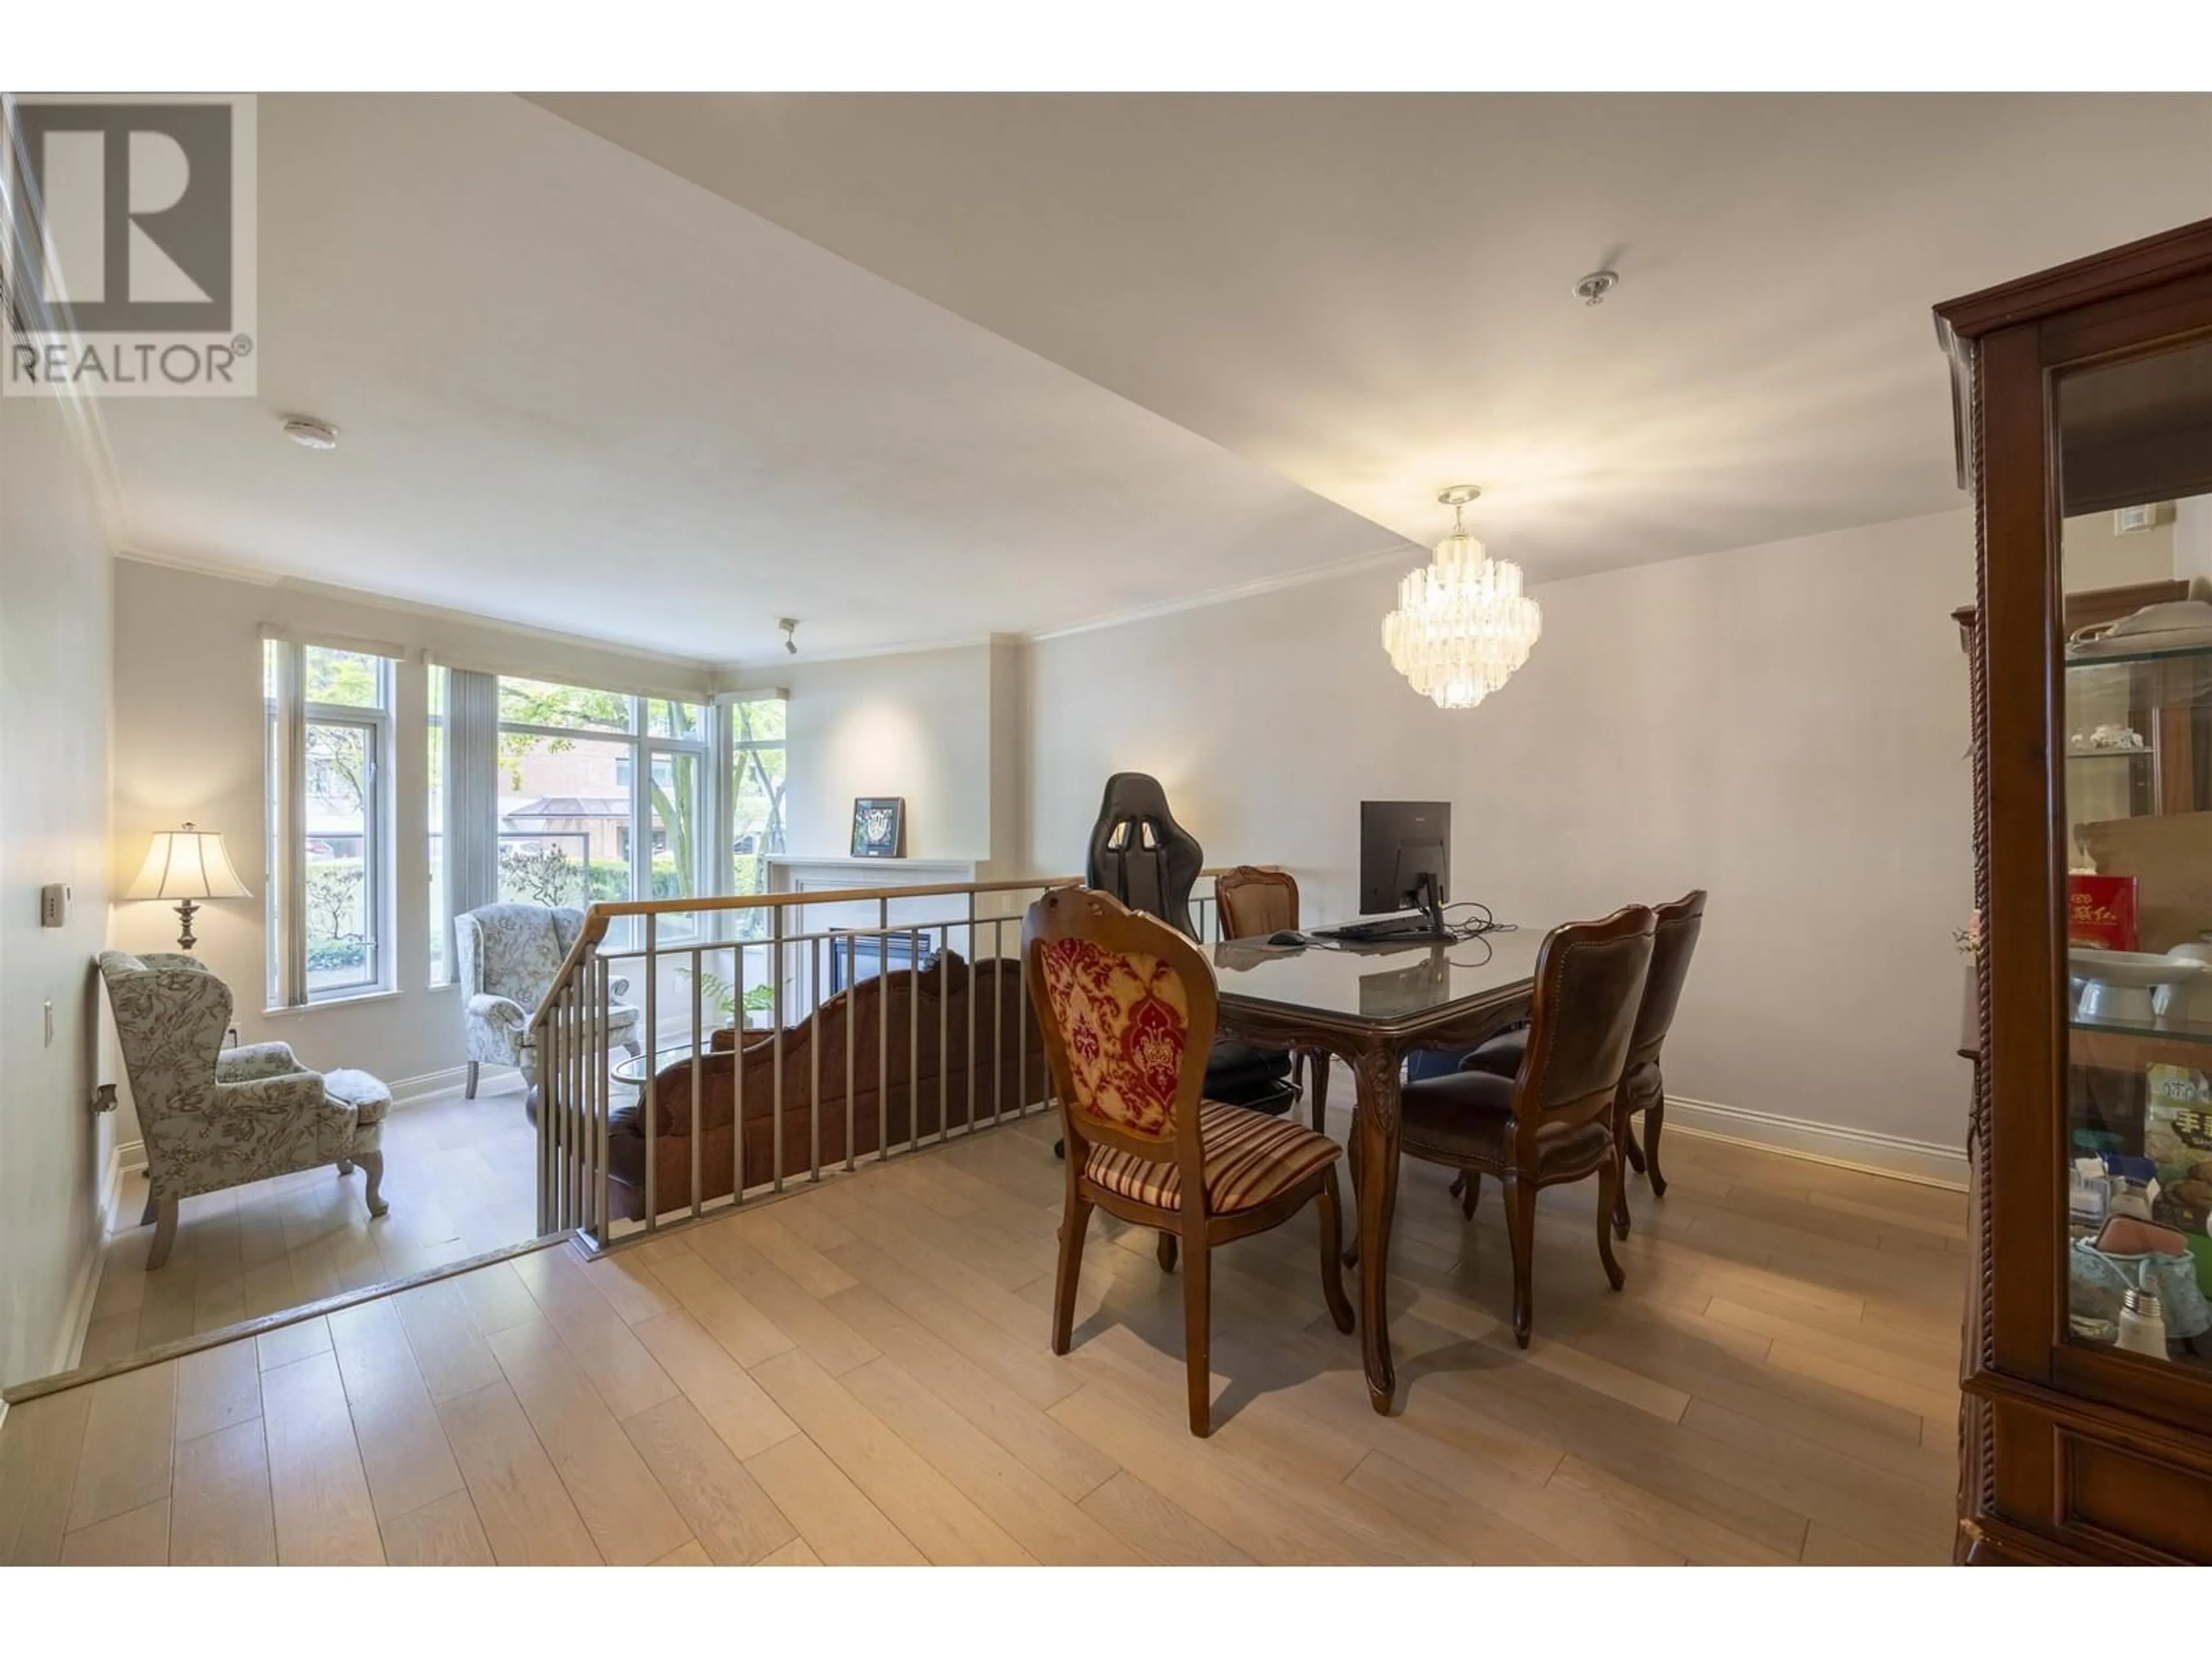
[1381,485,1542,710]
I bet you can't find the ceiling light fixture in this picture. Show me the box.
[1381,486,1542,711]
[779,618,800,656]
[1572,269,1619,306]
[282,416,339,450]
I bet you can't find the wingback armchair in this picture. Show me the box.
[98,950,392,1268]
[455,903,640,1098]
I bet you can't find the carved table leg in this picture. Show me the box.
[1351,1048,1403,1414]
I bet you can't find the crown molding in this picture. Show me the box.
[113,536,1421,680]
[113,545,722,676]
[710,630,997,679]
[1021,539,1416,644]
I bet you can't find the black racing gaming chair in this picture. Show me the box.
[1082,772,1297,1118]
[1087,773,1207,940]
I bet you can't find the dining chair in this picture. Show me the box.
[1024,886,1355,1435]
[1397,904,1656,1346]
[1459,888,1706,1232]
[1213,865,1332,1131]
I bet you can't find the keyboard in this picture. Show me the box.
[1312,913,1453,944]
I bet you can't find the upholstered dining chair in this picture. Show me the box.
[457,902,641,1098]
[1396,904,1655,1347]
[1025,886,1355,1435]
[1459,889,1706,1232]
[1213,865,1332,1130]
[99,950,392,1268]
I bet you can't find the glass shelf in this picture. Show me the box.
[2072,1010,2212,1050]
[2068,748,2153,759]
[2066,640,2212,671]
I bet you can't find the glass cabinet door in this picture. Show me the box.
[2056,330,2212,1368]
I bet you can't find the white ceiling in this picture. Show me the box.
[538,92,2212,581]
[94,93,1401,664]
[96,93,2212,664]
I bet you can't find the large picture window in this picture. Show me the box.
[494,677,711,944]
[266,640,396,1006]
[728,693,786,933]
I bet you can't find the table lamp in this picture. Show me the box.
[128,823,253,949]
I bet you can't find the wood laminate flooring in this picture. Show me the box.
[2,1096,1965,1566]
[75,1078,539,1372]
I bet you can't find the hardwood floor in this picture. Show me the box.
[0,1096,1965,1566]
[76,1077,540,1370]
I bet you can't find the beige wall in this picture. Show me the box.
[1,399,116,1388]
[109,558,716,1101]
[739,645,999,862]
[1024,509,1977,1154]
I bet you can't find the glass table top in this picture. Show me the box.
[609,1037,754,1085]
[1210,925,1549,1025]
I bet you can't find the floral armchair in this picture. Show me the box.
[456,903,639,1097]
[98,950,391,1268]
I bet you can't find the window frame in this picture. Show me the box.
[492,681,716,948]
[266,641,397,1009]
[723,692,788,941]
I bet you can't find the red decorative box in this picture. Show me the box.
[2069,874,2141,951]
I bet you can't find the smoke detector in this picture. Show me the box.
[282,416,338,450]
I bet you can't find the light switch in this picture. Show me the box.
[43,1001,55,1047]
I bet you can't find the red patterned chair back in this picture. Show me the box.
[1024,887,1216,1177]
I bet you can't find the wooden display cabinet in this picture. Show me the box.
[1940,218,2212,1565]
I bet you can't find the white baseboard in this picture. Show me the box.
[118,1137,145,1174]
[390,1064,478,1106]
[1663,1095,1968,1192]
[52,1141,128,1377]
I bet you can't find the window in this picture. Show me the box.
[493,676,709,944]
[266,641,395,1006]
[727,694,786,938]
[427,665,450,986]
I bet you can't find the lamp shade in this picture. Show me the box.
[127,824,253,902]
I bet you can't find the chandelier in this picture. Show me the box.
[1381,485,1542,710]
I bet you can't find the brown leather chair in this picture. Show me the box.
[1025,887,1354,1436]
[1460,888,1706,1226]
[1397,904,1656,1347]
[1212,865,1332,1130]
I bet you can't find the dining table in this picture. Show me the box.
[1209,925,1550,1413]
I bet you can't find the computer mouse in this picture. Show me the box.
[1266,930,1305,947]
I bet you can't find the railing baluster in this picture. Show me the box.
[909,926,922,1154]
[732,938,748,1209]
[877,900,889,1165]
[810,933,823,1183]
[844,929,857,1173]
[643,912,658,1232]
[689,940,703,1222]
[966,894,978,1138]
[596,954,611,1242]
[771,904,786,1194]
[993,913,1005,1126]
[937,922,950,1146]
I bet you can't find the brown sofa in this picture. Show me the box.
[607,950,1045,1220]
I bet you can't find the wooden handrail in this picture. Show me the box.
[589,874,1087,919]
[524,866,1278,1035]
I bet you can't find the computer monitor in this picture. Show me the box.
[1359,801,1450,930]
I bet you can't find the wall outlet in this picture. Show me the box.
[39,883,70,927]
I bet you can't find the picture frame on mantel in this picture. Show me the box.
[850,797,907,858]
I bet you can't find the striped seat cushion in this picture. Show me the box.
[1084,1099,1341,1214]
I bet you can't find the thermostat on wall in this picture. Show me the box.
[39,884,70,927]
